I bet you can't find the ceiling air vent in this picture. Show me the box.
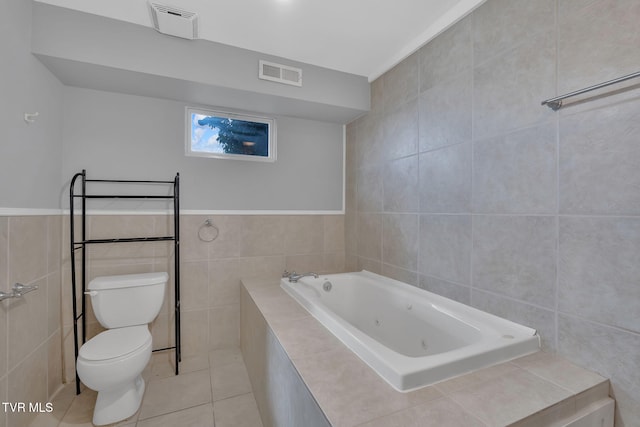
[149,2,198,40]
[259,60,302,87]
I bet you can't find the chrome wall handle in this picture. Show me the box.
[0,283,39,301]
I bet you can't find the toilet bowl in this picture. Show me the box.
[76,272,167,426]
[77,325,152,425]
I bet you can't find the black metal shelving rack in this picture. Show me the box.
[69,169,181,395]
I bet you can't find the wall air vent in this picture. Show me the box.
[149,2,198,40]
[259,60,303,87]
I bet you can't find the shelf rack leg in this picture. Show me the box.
[174,173,181,375]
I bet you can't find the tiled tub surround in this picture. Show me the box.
[61,213,345,382]
[241,278,614,427]
[280,271,539,391]
[345,0,640,424]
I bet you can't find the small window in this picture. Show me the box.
[186,107,276,162]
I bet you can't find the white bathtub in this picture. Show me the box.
[281,271,540,391]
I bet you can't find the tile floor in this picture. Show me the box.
[29,348,264,427]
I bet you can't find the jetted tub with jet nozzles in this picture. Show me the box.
[281,270,540,391]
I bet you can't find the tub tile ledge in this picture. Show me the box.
[241,278,612,427]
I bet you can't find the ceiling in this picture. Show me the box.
[35,0,485,81]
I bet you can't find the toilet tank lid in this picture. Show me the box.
[89,272,168,291]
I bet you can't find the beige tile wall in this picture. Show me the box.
[0,216,63,427]
[240,284,331,427]
[345,0,640,425]
[61,213,345,382]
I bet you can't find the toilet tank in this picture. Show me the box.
[88,272,168,329]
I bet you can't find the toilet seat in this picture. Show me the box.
[80,325,151,361]
[77,326,153,426]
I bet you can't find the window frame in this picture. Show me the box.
[185,107,277,162]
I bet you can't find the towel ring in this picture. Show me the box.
[198,219,219,242]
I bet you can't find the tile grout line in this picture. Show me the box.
[469,6,476,308]
[554,0,561,354]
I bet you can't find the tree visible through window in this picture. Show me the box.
[186,107,276,161]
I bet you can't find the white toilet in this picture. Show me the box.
[76,272,168,426]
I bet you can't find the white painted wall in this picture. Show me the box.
[61,87,345,211]
[1,3,349,212]
[31,3,370,124]
[0,0,63,209]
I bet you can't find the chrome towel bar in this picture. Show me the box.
[542,70,640,111]
[0,283,39,301]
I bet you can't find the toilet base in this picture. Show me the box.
[92,375,145,426]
